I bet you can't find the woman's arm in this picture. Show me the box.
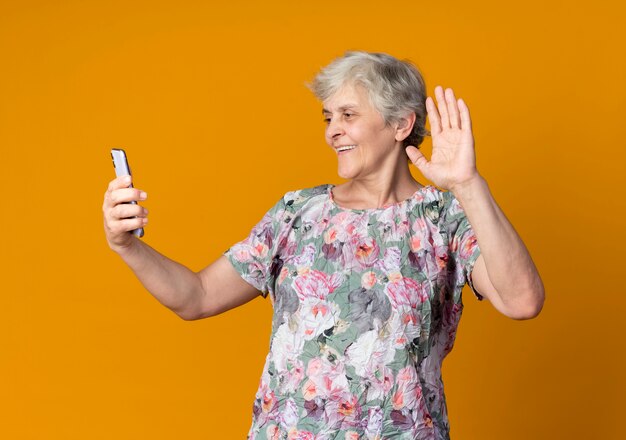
[103,176,260,320]
[451,176,544,319]
[406,86,544,319]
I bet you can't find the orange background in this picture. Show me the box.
[1,1,625,438]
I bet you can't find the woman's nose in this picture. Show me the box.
[326,119,344,140]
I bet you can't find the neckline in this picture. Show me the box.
[326,183,434,213]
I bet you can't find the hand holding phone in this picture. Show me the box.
[110,148,145,238]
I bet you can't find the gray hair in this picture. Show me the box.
[308,51,430,148]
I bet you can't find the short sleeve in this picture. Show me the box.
[223,194,288,299]
[440,191,483,301]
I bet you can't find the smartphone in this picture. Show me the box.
[111,148,145,238]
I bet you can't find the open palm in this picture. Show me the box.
[406,86,479,191]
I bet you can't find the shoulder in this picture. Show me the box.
[420,186,464,214]
[429,188,474,240]
[413,185,451,212]
[414,186,467,228]
[280,184,331,213]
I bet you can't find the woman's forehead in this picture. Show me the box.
[322,83,370,112]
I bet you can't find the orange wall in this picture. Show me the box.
[1,1,625,438]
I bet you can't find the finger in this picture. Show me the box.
[425,97,442,135]
[434,86,450,129]
[107,175,133,192]
[109,217,148,235]
[110,203,148,221]
[458,98,473,131]
[105,176,135,209]
[445,88,461,129]
[108,187,147,206]
[405,146,430,174]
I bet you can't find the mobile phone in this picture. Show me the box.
[111,148,145,238]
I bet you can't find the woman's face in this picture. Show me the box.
[323,83,400,180]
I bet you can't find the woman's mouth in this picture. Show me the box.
[336,145,356,154]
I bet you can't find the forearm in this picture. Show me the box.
[111,238,205,320]
[451,176,544,308]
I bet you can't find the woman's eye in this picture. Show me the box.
[344,113,353,118]
[323,118,331,124]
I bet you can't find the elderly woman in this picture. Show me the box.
[103,51,544,439]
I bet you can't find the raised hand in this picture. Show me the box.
[102,175,149,252]
[406,86,480,192]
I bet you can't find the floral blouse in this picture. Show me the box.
[224,184,482,440]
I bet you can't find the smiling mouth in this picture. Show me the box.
[336,145,356,153]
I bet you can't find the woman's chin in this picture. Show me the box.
[337,165,358,180]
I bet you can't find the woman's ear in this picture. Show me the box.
[394,112,417,142]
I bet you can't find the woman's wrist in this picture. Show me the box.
[109,235,142,258]
[449,173,486,202]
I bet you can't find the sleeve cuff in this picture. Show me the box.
[223,248,270,299]
[465,247,484,301]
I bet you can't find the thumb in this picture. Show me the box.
[405,146,429,173]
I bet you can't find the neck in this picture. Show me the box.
[342,150,423,208]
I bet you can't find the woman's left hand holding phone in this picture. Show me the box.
[102,175,149,253]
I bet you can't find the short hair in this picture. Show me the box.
[308,51,430,149]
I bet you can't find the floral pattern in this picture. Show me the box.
[225,184,481,439]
